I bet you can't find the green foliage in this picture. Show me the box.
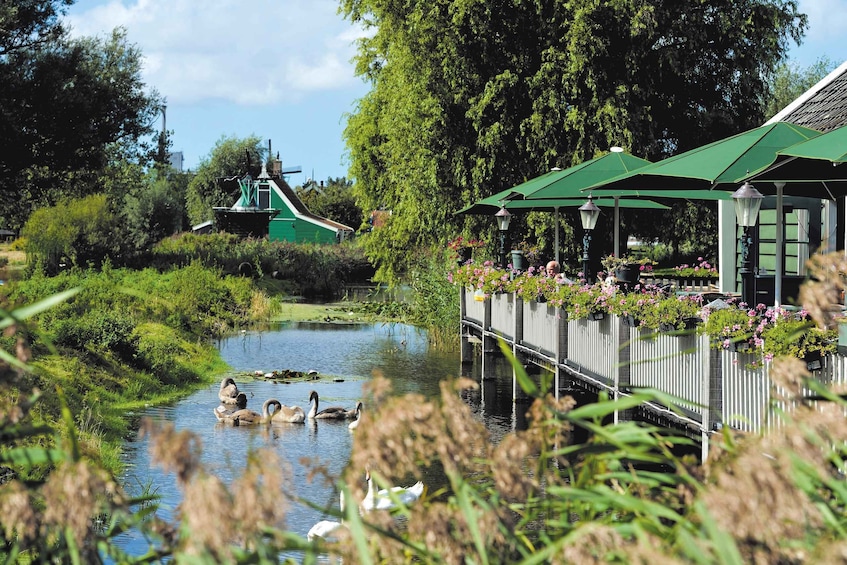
[21,194,119,274]
[761,317,837,359]
[764,56,836,118]
[341,0,806,281]
[185,135,265,225]
[150,232,375,298]
[407,254,460,347]
[296,176,364,230]
[0,26,163,230]
[121,168,189,251]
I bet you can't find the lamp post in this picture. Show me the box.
[578,196,601,282]
[495,207,512,269]
[732,181,764,306]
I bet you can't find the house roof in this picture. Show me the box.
[271,179,354,232]
[766,60,847,131]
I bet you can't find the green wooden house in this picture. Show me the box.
[213,161,354,243]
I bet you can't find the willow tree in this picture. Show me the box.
[341,0,807,282]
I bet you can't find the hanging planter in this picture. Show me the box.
[614,264,641,285]
[456,246,472,267]
[622,314,640,327]
[803,350,823,372]
[588,311,606,322]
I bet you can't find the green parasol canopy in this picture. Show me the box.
[587,122,822,194]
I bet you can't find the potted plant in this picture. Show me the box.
[654,295,704,333]
[561,283,614,321]
[607,287,664,329]
[601,254,654,288]
[448,236,486,267]
[700,304,762,352]
[507,270,559,303]
[761,316,837,370]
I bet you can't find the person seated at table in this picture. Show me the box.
[545,260,573,284]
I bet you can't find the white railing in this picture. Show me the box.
[521,301,558,356]
[567,316,619,387]
[488,293,514,340]
[460,290,847,438]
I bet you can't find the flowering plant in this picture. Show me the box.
[761,313,837,362]
[601,254,654,274]
[447,261,510,298]
[507,268,560,302]
[447,235,486,251]
[700,302,766,352]
[559,283,615,320]
[672,257,718,279]
[607,285,669,329]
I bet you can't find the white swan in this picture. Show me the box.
[361,470,425,512]
[307,492,348,542]
[213,399,279,426]
[307,390,357,420]
[218,377,241,404]
[347,402,364,431]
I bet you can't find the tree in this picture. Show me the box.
[340,0,807,282]
[296,177,363,231]
[0,21,162,230]
[21,194,118,274]
[764,56,836,119]
[122,169,189,251]
[185,136,265,226]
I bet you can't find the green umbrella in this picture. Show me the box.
[587,122,822,193]
[459,150,732,258]
[747,124,847,199]
[586,122,823,308]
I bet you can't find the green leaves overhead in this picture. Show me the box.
[341,0,806,282]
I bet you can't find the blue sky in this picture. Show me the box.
[65,0,847,185]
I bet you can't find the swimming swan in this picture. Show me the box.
[347,402,364,431]
[361,470,425,512]
[213,398,280,426]
[270,399,306,424]
[218,377,241,405]
[307,491,348,542]
[307,390,357,420]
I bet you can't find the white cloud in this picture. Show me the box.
[65,0,368,106]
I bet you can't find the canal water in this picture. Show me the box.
[115,321,525,556]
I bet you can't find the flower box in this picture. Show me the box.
[622,314,640,327]
[804,350,823,371]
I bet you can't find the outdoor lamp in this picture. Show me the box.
[732,181,764,306]
[732,181,764,228]
[495,206,512,269]
[579,196,601,281]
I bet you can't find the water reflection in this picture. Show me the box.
[116,322,524,557]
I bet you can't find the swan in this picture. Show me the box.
[307,390,357,420]
[215,392,248,416]
[270,399,306,424]
[361,470,425,512]
[347,402,364,431]
[307,491,348,542]
[218,377,241,404]
[213,399,279,426]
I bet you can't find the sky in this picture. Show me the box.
[65,0,847,185]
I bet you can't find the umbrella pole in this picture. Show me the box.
[614,197,620,257]
[554,206,560,264]
[775,183,784,308]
